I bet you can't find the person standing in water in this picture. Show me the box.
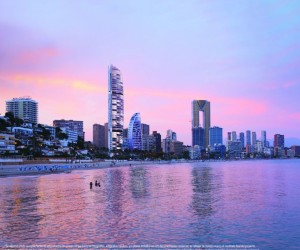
[90,182,93,189]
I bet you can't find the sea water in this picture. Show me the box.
[1,159,300,249]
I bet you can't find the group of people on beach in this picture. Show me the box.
[90,180,101,189]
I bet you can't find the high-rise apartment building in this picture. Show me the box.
[142,135,155,151]
[252,132,257,146]
[167,129,177,141]
[239,132,245,148]
[291,146,300,156]
[209,126,223,146]
[274,134,284,148]
[6,97,38,124]
[104,123,108,148]
[232,131,237,141]
[227,132,232,141]
[108,65,124,151]
[152,131,162,152]
[192,127,205,149]
[128,113,142,150]
[246,130,251,146]
[53,119,84,140]
[141,123,150,136]
[192,100,210,148]
[93,124,105,148]
[261,130,267,147]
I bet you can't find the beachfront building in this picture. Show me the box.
[209,126,223,146]
[227,140,242,158]
[152,131,162,152]
[252,132,257,146]
[274,134,284,148]
[141,123,150,136]
[274,134,285,157]
[6,97,38,124]
[128,113,142,150]
[93,124,105,148]
[291,146,300,157]
[53,119,84,140]
[192,127,205,149]
[189,145,201,159]
[167,129,177,141]
[142,135,155,151]
[60,127,78,143]
[261,130,267,147]
[210,144,226,159]
[192,100,210,148]
[246,130,251,146]
[239,132,245,148]
[170,141,183,156]
[232,131,237,141]
[108,65,124,151]
[0,133,16,153]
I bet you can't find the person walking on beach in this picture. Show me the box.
[90,182,93,189]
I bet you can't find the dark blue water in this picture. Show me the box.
[1,160,300,249]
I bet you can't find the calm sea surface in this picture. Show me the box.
[1,160,300,249]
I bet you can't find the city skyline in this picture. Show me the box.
[1,1,300,146]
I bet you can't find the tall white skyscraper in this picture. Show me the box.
[108,65,124,151]
[6,97,38,124]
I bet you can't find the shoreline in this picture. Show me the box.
[0,159,197,178]
[0,158,297,178]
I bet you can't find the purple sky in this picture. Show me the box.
[0,0,300,146]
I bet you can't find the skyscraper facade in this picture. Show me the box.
[192,100,210,148]
[141,123,150,136]
[227,132,232,141]
[104,122,108,148]
[261,130,267,147]
[232,131,237,141]
[246,130,251,145]
[108,65,124,151]
[167,129,177,141]
[93,124,105,148]
[192,127,205,149]
[239,132,245,148]
[209,126,223,146]
[128,113,142,150]
[252,132,257,146]
[274,134,284,148]
[6,97,38,124]
[152,131,162,152]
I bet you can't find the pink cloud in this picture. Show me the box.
[288,113,300,122]
[263,81,298,90]
[14,47,60,65]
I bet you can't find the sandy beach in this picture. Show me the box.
[0,159,195,178]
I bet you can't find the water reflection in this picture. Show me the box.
[129,167,149,199]
[0,178,43,243]
[190,166,216,218]
[106,168,126,216]
[0,160,299,249]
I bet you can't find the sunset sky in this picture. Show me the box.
[1,0,300,146]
